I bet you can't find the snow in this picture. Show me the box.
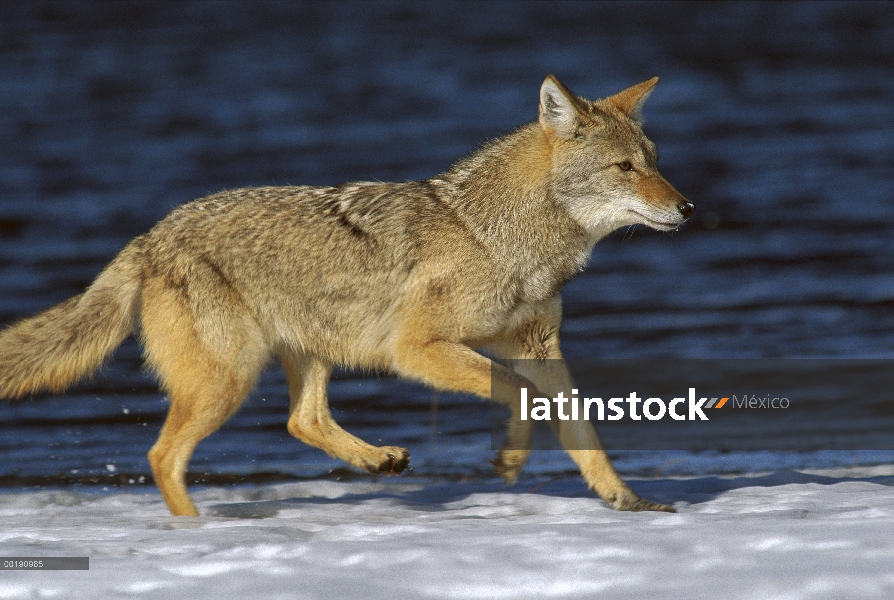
[2,468,893,599]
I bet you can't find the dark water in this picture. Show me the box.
[1,1,893,489]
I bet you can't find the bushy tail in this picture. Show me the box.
[0,241,143,399]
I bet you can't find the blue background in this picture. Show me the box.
[0,1,892,487]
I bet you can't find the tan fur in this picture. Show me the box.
[0,76,692,515]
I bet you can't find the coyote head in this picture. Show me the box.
[539,75,694,239]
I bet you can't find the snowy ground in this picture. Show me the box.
[1,468,893,599]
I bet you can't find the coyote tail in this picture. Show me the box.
[0,241,143,399]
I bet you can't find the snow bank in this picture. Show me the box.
[1,470,893,599]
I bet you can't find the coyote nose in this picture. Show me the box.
[677,201,695,218]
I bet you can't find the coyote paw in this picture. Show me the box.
[609,490,675,513]
[492,450,526,484]
[370,447,409,475]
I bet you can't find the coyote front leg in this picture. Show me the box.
[491,299,674,512]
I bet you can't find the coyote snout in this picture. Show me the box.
[1,74,691,516]
[628,175,694,231]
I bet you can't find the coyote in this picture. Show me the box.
[0,75,692,516]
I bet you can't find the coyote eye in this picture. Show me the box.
[618,161,633,171]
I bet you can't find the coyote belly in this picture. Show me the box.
[0,75,692,516]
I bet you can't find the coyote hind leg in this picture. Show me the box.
[148,372,256,517]
[142,281,267,517]
[281,349,409,475]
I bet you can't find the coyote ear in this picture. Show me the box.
[539,75,584,138]
[608,77,659,121]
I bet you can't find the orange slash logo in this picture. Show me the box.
[706,397,729,409]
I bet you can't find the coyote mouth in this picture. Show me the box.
[630,211,682,231]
